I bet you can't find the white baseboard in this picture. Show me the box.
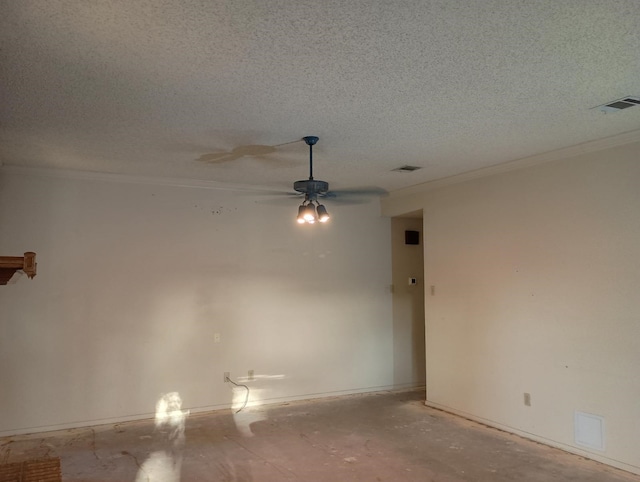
[424,400,640,476]
[0,383,423,438]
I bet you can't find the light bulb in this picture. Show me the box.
[317,204,330,223]
[297,205,307,223]
[303,204,317,222]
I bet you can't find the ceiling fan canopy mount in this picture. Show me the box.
[302,135,319,146]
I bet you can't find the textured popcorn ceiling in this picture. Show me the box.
[1,1,640,192]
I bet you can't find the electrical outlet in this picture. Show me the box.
[224,371,230,383]
[248,369,254,381]
[524,392,531,406]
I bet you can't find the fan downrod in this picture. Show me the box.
[294,135,328,199]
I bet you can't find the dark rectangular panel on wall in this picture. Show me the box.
[405,230,420,245]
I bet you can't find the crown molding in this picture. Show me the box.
[389,129,640,198]
[0,164,275,193]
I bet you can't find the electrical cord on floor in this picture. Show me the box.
[225,375,250,413]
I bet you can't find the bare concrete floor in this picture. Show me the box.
[1,388,638,481]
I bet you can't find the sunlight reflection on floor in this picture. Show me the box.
[134,392,188,482]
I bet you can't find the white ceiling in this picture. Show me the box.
[1,1,640,194]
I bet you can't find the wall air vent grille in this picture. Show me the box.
[592,96,640,113]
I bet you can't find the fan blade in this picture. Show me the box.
[321,186,388,205]
[245,186,388,206]
[258,196,304,206]
[233,187,302,205]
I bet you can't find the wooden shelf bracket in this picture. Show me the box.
[0,252,37,285]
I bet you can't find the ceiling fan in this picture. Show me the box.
[292,136,386,224]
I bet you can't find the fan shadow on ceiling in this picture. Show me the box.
[195,140,302,166]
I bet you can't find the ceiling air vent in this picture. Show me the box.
[392,165,422,172]
[592,96,640,113]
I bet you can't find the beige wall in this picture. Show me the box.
[383,140,640,474]
[0,169,395,435]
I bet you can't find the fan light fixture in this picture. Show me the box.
[296,201,330,224]
[294,136,330,225]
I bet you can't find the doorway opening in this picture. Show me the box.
[391,212,425,388]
